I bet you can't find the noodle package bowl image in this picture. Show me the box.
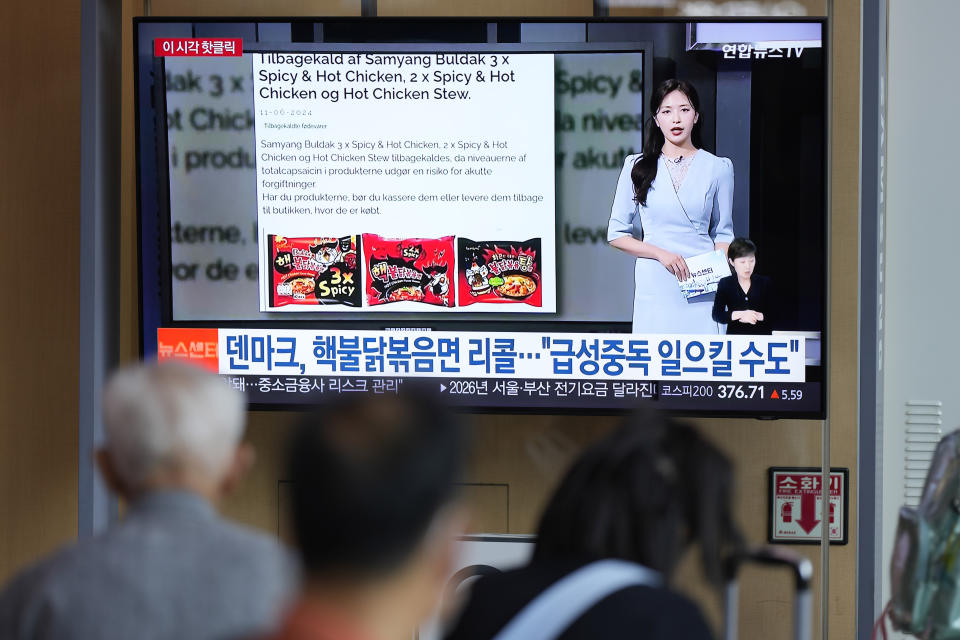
[457,238,542,307]
[496,273,538,300]
[269,234,362,308]
[363,234,455,308]
[280,274,317,298]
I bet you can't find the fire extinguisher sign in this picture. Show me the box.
[768,467,848,545]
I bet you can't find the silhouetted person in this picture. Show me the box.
[445,408,743,640]
[265,388,468,640]
[0,361,297,640]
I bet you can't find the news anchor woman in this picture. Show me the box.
[607,79,735,334]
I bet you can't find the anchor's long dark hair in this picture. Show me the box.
[631,79,704,207]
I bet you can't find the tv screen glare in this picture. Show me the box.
[136,18,827,416]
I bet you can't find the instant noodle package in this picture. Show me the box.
[363,234,455,307]
[457,238,542,307]
[269,235,361,307]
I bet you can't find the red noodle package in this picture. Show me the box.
[363,234,455,307]
[457,238,542,307]
[269,235,361,308]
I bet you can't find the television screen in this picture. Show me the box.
[137,18,826,416]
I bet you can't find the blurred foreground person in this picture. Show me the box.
[445,409,742,640]
[266,389,468,640]
[0,361,296,640]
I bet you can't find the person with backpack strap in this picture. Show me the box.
[444,408,744,640]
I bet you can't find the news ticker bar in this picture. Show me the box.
[158,328,806,383]
[221,374,820,412]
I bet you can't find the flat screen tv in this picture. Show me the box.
[136,17,827,416]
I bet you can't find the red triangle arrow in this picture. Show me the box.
[771,390,780,399]
[797,492,820,534]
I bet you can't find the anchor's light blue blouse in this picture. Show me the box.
[607,151,735,334]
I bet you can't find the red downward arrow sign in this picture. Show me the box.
[797,492,820,534]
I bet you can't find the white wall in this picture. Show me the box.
[881,0,960,628]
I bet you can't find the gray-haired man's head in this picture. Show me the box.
[98,360,250,501]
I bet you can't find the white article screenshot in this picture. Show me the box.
[253,51,556,312]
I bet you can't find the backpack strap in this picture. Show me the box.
[491,559,662,640]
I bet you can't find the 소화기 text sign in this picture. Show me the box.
[768,467,848,544]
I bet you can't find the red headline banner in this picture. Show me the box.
[154,38,242,57]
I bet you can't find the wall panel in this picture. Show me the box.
[150,0,360,17]
[881,0,960,633]
[610,0,827,17]
[825,1,860,637]
[120,0,142,365]
[0,1,82,583]
[378,0,591,17]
